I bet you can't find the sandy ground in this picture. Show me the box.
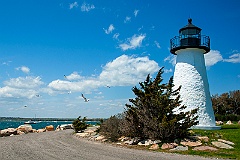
[0,129,224,160]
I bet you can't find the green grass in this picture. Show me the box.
[167,124,240,159]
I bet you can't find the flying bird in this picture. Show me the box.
[106,85,111,88]
[24,105,27,108]
[81,93,89,102]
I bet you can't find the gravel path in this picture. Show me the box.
[0,130,223,160]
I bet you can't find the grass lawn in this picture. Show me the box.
[169,123,240,159]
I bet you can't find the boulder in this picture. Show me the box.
[37,129,46,133]
[161,143,177,149]
[149,144,159,150]
[138,139,154,146]
[17,124,33,133]
[226,120,232,125]
[218,139,235,145]
[180,141,202,147]
[197,136,209,142]
[45,125,54,131]
[76,132,89,138]
[170,146,188,151]
[212,141,234,149]
[216,121,224,125]
[0,128,18,136]
[193,146,218,151]
[95,135,105,141]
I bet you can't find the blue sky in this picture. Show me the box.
[0,0,240,118]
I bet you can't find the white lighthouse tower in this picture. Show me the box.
[170,19,220,130]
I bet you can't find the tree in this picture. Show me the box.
[121,67,198,142]
[72,116,88,133]
[99,114,122,141]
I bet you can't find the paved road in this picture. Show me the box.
[0,130,222,160]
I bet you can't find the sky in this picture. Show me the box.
[0,0,240,118]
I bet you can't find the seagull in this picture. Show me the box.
[81,93,89,102]
[24,105,27,107]
[106,85,111,88]
[36,94,40,97]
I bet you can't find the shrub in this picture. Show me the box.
[72,116,88,133]
[121,68,198,142]
[99,114,122,141]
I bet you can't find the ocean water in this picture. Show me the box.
[0,120,98,130]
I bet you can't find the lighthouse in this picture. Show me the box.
[170,19,220,130]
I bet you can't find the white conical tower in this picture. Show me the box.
[170,19,220,130]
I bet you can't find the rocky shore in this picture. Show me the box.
[75,126,235,152]
[0,124,73,137]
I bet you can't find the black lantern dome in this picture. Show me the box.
[170,19,210,55]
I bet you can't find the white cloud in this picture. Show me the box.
[0,76,44,99]
[3,76,43,89]
[134,10,139,17]
[124,16,131,23]
[154,41,161,49]
[204,50,223,67]
[16,66,30,74]
[81,2,95,12]
[119,34,146,51]
[113,33,120,39]
[64,72,82,81]
[224,53,240,63]
[104,24,115,34]
[164,54,176,66]
[69,2,78,9]
[48,55,159,93]
[99,55,160,86]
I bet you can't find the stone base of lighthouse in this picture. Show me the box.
[173,48,221,130]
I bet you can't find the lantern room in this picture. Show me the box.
[170,19,210,55]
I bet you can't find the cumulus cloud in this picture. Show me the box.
[81,2,95,12]
[48,55,159,93]
[224,53,240,63]
[134,10,139,17]
[124,16,131,23]
[0,76,44,99]
[119,34,146,51]
[64,72,83,81]
[3,76,43,89]
[69,2,78,9]
[104,24,115,34]
[15,66,30,74]
[204,50,223,67]
[99,55,160,86]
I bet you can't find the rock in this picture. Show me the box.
[37,129,46,133]
[170,146,188,151]
[95,135,105,141]
[124,138,140,145]
[45,125,54,131]
[76,132,89,137]
[216,121,224,125]
[226,120,232,125]
[218,139,235,145]
[17,124,33,133]
[238,120,240,125]
[0,128,18,136]
[197,136,209,142]
[161,143,177,149]
[212,141,234,149]
[180,141,202,147]
[193,146,218,151]
[149,144,159,150]
[138,139,154,146]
